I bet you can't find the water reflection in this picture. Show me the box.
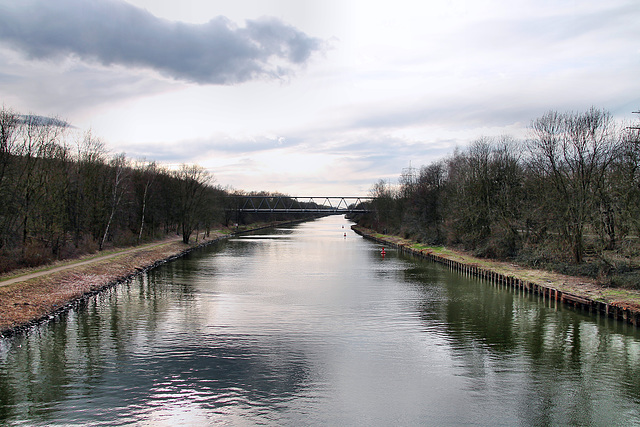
[401,252,640,425]
[0,216,639,425]
[0,265,313,425]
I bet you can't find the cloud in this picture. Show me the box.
[0,44,174,115]
[0,0,323,85]
[17,114,72,128]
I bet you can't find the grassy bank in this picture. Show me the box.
[352,225,640,325]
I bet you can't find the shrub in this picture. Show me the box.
[21,241,53,268]
[608,271,640,290]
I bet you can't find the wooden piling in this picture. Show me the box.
[352,226,639,327]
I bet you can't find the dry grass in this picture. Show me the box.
[0,222,300,336]
[0,233,225,336]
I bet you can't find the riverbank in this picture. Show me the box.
[5,220,638,337]
[0,221,301,337]
[352,225,640,326]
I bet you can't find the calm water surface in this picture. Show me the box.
[1,216,639,426]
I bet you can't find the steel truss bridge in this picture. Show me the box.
[228,196,373,214]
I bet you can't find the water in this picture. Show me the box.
[0,216,639,426]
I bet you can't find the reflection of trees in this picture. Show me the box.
[403,256,518,352]
[405,256,640,424]
[0,318,75,424]
[0,258,311,424]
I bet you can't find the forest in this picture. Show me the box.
[3,104,640,289]
[359,107,640,289]
[0,105,316,274]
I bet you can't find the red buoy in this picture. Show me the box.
[381,247,386,256]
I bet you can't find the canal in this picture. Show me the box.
[0,216,639,425]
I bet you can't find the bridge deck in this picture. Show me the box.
[228,196,372,214]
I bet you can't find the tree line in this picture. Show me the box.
[359,107,640,288]
[0,105,316,274]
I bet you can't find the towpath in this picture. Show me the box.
[0,236,183,288]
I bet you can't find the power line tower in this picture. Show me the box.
[399,161,418,197]
[629,111,640,131]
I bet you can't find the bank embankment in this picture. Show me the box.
[0,221,298,337]
[352,225,640,326]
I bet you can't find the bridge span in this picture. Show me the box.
[228,196,373,214]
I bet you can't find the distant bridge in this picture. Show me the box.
[228,196,373,214]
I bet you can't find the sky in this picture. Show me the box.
[0,0,639,195]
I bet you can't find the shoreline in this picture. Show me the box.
[352,225,640,326]
[0,219,313,338]
[5,217,637,338]
[0,235,223,338]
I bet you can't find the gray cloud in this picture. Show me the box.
[17,114,72,128]
[0,0,322,84]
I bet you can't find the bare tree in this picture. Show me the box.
[132,160,159,244]
[69,130,108,248]
[99,153,129,250]
[15,114,67,247]
[609,114,640,241]
[0,106,19,188]
[174,164,211,244]
[369,179,396,230]
[0,106,20,249]
[490,136,524,250]
[442,137,524,255]
[528,108,619,262]
[414,161,446,243]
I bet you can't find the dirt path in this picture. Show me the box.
[0,234,223,336]
[0,221,307,336]
[0,236,182,288]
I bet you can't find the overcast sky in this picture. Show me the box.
[1,0,638,195]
